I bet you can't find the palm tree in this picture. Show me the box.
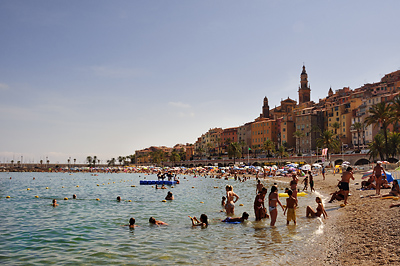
[332,122,340,137]
[352,122,364,150]
[117,156,124,165]
[293,130,304,154]
[86,156,93,167]
[73,158,76,166]
[364,101,394,160]
[262,139,275,158]
[227,142,242,164]
[276,145,288,166]
[368,133,385,161]
[391,95,400,132]
[107,158,116,166]
[316,130,340,159]
[388,132,400,158]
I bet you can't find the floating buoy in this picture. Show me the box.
[46,187,49,189]
[239,204,244,206]
[35,195,39,198]
[6,196,10,198]
[162,200,167,202]
[200,201,204,204]
[171,186,174,188]
[64,197,68,200]
[113,182,115,183]
[340,203,346,207]
[152,186,154,188]
[192,186,195,188]
[96,198,100,201]
[27,188,30,190]
[76,185,79,187]
[102,183,105,185]
[214,186,218,188]
[128,200,132,202]
[97,184,99,186]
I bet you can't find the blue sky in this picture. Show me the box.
[1,0,399,164]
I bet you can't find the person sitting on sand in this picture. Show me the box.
[361,175,375,189]
[222,212,249,223]
[52,199,58,207]
[165,191,174,200]
[328,189,346,203]
[123,217,139,228]
[149,217,168,226]
[283,190,298,225]
[306,197,327,219]
[371,180,400,198]
[189,214,208,227]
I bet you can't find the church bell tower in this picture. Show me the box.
[298,65,311,104]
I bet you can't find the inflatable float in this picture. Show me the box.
[140,180,177,185]
[279,192,308,197]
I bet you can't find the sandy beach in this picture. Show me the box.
[286,170,400,265]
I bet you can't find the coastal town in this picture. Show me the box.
[135,66,400,167]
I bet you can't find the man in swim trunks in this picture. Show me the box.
[340,167,355,205]
[373,161,387,196]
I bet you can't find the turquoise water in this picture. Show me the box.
[0,172,326,265]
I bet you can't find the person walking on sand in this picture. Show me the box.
[268,185,284,226]
[340,167,355,205]
[309,171,315,192]
[373,161,387,196]
[302,176,308,191]
[225,185,239,215]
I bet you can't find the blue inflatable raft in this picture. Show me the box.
[140,180,177,185]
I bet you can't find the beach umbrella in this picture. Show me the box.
[312,163,322,168]
[301,164,311,171]
[342,161,350,165]
[362,170,373,179]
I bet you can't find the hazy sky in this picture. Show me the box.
[1,1,399,164]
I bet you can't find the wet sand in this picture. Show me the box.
[279,170,400,265]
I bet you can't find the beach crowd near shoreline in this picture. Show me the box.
[3,163,400,265]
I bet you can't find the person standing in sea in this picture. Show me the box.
[225,185,239,215]
[268,185,284,226]
[340,167,355,205]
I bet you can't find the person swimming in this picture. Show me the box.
[52,199,58,207]
[149,217,168,226]
[222,212,249,223]
[123,217,138,228]
[165,191,174,200]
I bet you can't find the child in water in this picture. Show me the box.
[189,214,208,227]
[222,212,249,223]
[283,190,298,225]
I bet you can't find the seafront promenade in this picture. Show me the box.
[1,153,397,172]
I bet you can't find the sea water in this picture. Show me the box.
[0,172,328,265]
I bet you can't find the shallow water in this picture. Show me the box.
[0,172,327,265]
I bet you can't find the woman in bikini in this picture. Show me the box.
[225,185,239,215]
[254,188,269,220]
[306,197,328,219]
[268,185,284,226]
